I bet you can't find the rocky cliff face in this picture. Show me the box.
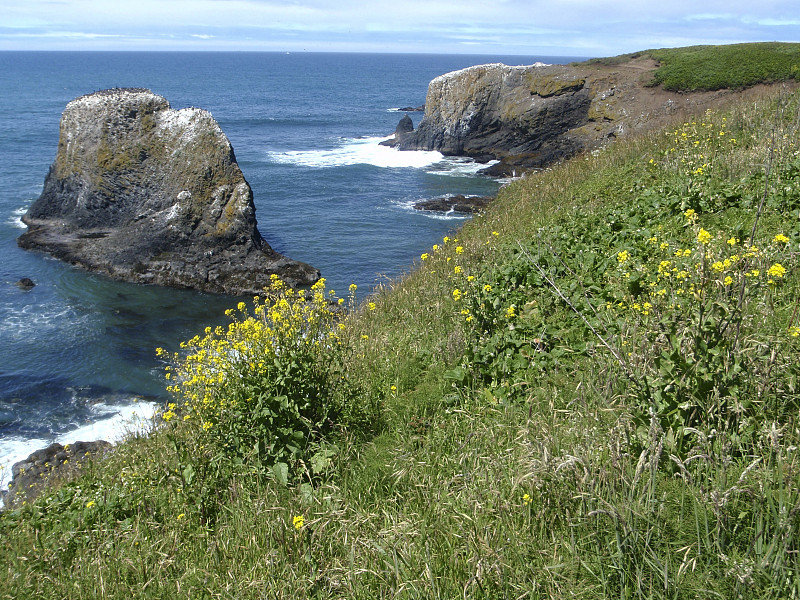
[389,59,720,172]
[18,89,319,294]
[392,63,591,168]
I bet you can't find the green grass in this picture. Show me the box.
[646,42,800,91]
[579,42,800,91]
[2,68,800,598]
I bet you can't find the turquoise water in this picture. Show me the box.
[0,51,580,475]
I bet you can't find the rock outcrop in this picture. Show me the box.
[15,278,36,290]
[18,89,319,295]
[390,63,591,168]
[1,440,112,509]
[413,195,493,214]
[385,58,731,172]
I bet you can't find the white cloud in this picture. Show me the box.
[0,0,798,54]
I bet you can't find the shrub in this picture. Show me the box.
[159,276,374,484]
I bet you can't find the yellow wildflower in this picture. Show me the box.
[293,515,305,531]
[697,228,712,245]
[774,234,790,245]
[767,263,786,278]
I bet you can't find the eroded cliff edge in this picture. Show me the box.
[387,58,735,174]
[18,89,319,295]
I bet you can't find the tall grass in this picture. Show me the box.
[1,84,798,599]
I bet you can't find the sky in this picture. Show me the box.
[1,0,799,58]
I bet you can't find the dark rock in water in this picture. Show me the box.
[414,194,493,214]
[478,161,529,178]
[395,114,414,135]
[398,105,425,112]
[380,114,415,148]
[17,88,319,295]
[15,277,36,290]
[2,440,112,509]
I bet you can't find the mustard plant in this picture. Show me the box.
[159,276,372,484]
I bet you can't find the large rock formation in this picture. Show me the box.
[390,63,591,167]
[18,89,319,295]
[386,58,733,172]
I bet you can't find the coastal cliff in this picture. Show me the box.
[18,89,319,294]
[388,58,735,173]
[391,63,590,169]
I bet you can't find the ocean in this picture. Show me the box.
[0,51,579,488]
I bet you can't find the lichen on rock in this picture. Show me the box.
[18,88,319,295]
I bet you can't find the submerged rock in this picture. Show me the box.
[18,88,319,295]
[15,277,36,290]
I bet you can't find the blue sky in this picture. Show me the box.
[1,0,799,57]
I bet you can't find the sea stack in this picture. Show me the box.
[18,88,319,295]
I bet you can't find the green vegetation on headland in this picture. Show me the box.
[581,41,800,91]
[2,50,800,599]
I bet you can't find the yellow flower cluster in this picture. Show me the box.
[161,276,345,442]
[608,226,791,319]
[666,111,732,178]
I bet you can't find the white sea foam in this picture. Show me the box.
[7,207,26,229]
[425,157,498,177]
[0,303,88,341]
[0,398,158,504]
[267,136,445,169]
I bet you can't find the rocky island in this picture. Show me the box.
[18,88,319,295]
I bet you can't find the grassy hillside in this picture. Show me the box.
[583,42,800,91]
[1,67,799,598]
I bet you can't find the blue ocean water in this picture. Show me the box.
[0,51,579,480]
